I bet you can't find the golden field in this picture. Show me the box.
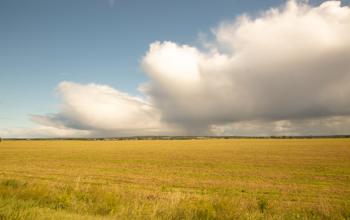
[0,139,349,219]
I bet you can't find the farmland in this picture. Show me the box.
[0,139,349,219]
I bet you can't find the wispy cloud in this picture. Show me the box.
[107,0,115,7]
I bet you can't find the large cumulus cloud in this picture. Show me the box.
[141,0,350,134]
[2,0,350,137]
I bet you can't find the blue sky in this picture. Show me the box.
[1,0,350,137]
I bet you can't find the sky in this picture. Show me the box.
[1,0,350,137]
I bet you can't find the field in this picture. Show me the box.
[0,139,349,219]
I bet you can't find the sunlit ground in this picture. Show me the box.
[0,139,349,219]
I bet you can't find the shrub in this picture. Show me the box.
[257,197,268,213]
[1,179,26,189]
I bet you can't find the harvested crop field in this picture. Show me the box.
[0,139,349,219]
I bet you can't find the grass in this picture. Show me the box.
[0,139,349,219]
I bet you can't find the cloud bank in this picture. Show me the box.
[2,0,350,137]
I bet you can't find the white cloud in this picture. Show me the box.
[31,81,179,137]
[55,82,161,131]
[141,0,350,134]
[0,126,91,139]
[2,0,350,137]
